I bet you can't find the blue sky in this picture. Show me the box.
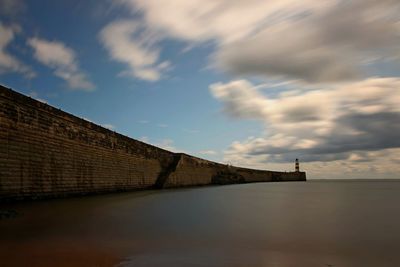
[1,0,400,179]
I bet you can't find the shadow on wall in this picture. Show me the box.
[212,171,245,185]
[0,85,306,201]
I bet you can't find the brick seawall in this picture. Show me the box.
[0,85,305,201]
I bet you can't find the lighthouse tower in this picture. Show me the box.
[295,158,300,172]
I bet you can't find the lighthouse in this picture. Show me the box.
[295,158,300,172]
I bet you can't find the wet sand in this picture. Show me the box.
[1,181,400,266]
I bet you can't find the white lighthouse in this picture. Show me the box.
[295,158,300,172]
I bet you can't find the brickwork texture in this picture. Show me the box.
[0,85,306,201]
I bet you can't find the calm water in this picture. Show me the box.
[1,180,400,267]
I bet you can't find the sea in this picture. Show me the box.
[1,180,400,267]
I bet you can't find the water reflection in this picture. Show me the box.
[1,181,400,267]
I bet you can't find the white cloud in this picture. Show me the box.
[28,37,95,91]
[104,0,400,178]
[210,78,400,177]
[215,0,400,82]
[0,22,35,78]
[210,80,269,120]
[118,0,327,44]
[114,0,400,83]
[99,19,170,81]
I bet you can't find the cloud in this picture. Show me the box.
[0,22,35,78]
[210,78,400,170]
[99,19,170,81]
[210,80,269,120]
[27,37,95,90]
[114,0,400,83]
[117,0,323,43]
[214,0,400,83]
[106,1,400,178]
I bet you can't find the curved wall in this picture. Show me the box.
[0,85,305,201]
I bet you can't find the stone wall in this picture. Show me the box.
[164,154,217,188]
[0,85,305,201]
[166,154,306,187]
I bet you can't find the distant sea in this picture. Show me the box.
[1,180,400,267]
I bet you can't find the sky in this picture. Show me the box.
[1,0,400,179]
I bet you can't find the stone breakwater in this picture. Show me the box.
[0,85,306,201]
